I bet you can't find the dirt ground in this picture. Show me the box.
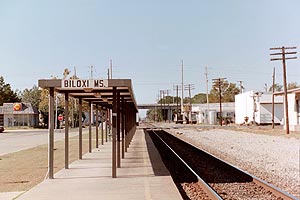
[0,132,103,193]
[225,124,300,138]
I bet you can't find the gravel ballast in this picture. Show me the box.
[166,127,300,199]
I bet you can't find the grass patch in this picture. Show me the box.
[0,131,105,192]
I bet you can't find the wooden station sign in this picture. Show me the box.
[62,79,108,89]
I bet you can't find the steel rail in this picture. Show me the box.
[161,129,298,200]
[152,130,223,200]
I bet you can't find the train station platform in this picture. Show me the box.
[16,128,182,200]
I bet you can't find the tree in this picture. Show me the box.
[0,76,21,105]
[21,85,41,108]
[191,93,207,104]
[38,88,49,113]
[183,97,190,104]
[268,83,283,92]
[268,82,298,92]
[287,82,299,90]
[182,93,207,104]
[158,95,175,104]
[63,68,71,79]
[146,109,163,121]
[209,81,240,103]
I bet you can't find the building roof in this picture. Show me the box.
[0,103,39,114]
[274,87,300,96]
[258,94,283,103]
[235,90,283,103]
[192,102,235,112]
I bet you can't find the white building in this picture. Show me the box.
[235,91,284,125]
[274,88,300,131]
[192,102,235,124]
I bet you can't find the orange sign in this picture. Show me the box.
[13,103,22,111]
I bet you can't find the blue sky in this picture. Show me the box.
[1,0,300,109]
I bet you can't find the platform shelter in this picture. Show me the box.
[38,78,138,179]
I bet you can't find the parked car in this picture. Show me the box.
[0,126,4,133]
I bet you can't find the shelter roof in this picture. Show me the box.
[38,79,137,111]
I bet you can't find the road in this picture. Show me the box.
[0,128,89,156]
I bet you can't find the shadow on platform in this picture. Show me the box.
[144,130,170,176]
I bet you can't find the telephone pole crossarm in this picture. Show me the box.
[270,46,297,134]
[212,77,227,126]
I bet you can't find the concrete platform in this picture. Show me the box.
[16,128,182,200]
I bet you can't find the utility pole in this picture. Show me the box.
[160,89,170,122]
[90,65,94,79]
[184,84,195,123]
[212,78,227,126]
[155,94,158,121]
[270,46,297,134]
[176,85,179,114]
[264,84,268,93]
[74,66,77,78]
[181,60,184,117]
[159,90,168,121]
[163,90,166,122]
[110,60,113,79]
[238,81,244,94]
[184,84,195,105]
[159,90,162,121]
[173,84,181,115]
[172,85,175,104]
[205,67,209,123]
[167,90,171,122]
[272,67,275,129]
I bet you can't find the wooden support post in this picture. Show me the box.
[64,93,69,169]
[121,98,125,159]
[96,104,99,148]
[112,87,117,178]
[100,107,104,145]
[48,87,55,179]
[89,101,92,153]
[105,109,108,143]
[117,91,121,168]
[79,98,83,159]
[125,105,129,152]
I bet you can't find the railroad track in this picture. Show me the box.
[146,128,297,200]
